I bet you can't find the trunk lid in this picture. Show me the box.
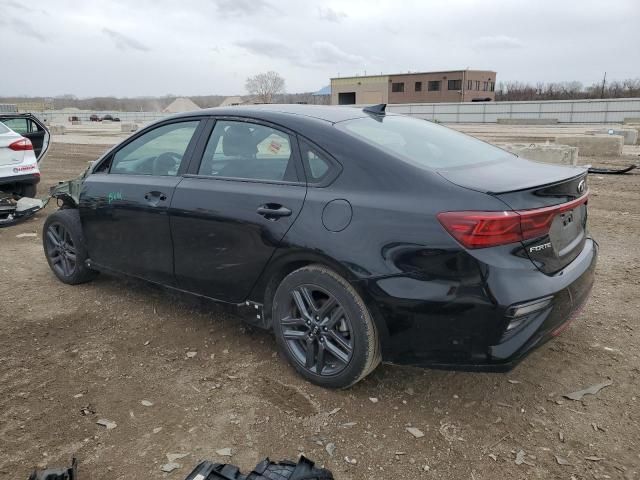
[438,157,589,274]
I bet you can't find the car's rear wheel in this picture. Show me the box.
[43,209,97,285]
[272,265,381,388]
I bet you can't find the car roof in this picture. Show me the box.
[176,104,370,125]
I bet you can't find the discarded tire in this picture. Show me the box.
[184,456,333,480]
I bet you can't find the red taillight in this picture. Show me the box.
[438,194,588,249]
[9,138,33,151]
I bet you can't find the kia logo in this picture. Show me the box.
[577,179,586,194]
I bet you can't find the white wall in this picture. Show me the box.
[387,98,640,123]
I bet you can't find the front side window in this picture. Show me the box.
[198,120,294,182]
[338,115,513,169]
[110,121,199,176]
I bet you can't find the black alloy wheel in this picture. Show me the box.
[42,208,97,285]
[45,222,77,278]
[281,284,354,376]
[272,265,381,388]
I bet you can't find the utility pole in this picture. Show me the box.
[600,72,607,99]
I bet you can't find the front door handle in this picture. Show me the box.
[257,203,292,220]
[144,191,168,205]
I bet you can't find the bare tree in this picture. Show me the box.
[245,71,286,103]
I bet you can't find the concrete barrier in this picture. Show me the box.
[121,123,138,133]
[623,118,640,124]
[587,128,638,145]
[503,143,578,166]
[71,120,81,125]
[626,125,640,144]
[497,118,559,125]
[50,125,66,135]
[556,135,623,157]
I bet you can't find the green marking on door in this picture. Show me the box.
[108,191,123,204]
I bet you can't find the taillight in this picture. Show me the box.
[438,195,588,249]
[9,138,33,151]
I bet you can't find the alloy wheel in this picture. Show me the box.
[280,285,354,376]
[45,222,77,277]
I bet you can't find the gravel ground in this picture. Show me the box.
[0,140,638,480]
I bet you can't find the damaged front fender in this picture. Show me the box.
[50,164,92,208]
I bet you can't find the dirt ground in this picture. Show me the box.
[1,140,639,480]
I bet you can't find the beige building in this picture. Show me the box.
[330,70,496,105]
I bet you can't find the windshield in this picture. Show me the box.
[337,115,513,169]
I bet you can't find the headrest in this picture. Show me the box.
[222,124,258,157]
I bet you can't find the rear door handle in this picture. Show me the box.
[257,203,292,219]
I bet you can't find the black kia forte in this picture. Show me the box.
[43,104,597,388]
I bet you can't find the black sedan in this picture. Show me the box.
[43,104,597,388]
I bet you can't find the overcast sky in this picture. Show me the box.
[1,0,638,97]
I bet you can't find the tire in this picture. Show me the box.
[18,183,37,198]
[272,264,381,388]
[42,209,97,285]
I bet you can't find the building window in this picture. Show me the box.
[475,81,480,91]
[391,82,405,93]
[483,82,488,91]
[415,81,422,92]
[467,80,473,91]
[448,80,462,90]
[490,82,495,92]
[428,80,441,91]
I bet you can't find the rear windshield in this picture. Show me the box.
[337,115,513,169]
[0,122,10,134]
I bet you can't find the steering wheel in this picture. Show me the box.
[152,151,182,176]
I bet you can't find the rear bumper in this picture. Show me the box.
[0,172,41,186]
[362,238,598,371]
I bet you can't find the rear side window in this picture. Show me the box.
[110,121,199,176]
[198,120,295,182]
[337,115,513,169]
[1,118,41,135]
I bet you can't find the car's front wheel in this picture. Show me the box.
[43,209,97,285]
[272,265,381,388]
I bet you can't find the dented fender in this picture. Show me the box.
[50,164,92,208]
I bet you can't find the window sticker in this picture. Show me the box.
[269,140,282,154]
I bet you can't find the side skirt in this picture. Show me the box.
[84,259,268,329]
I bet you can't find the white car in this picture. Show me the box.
[0,114,50,197]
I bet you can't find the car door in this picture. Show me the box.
[0,115,50,161]
[79,119,204,285]
[170,117,307,303]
